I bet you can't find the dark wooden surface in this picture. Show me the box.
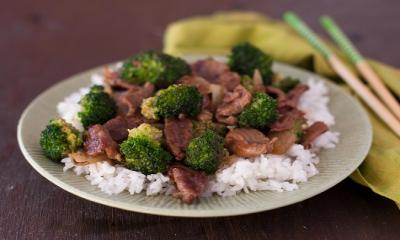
[1,1,400,239]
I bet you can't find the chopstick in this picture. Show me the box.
[320,16,400,121]
[283,12,400,137]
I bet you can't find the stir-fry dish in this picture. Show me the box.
[40,43,339,204]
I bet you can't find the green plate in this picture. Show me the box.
[17,56,372,217]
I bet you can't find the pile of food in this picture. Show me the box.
[40,43,339,204]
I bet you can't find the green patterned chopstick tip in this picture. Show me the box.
[320,16,364,63]
[283,12,332,58]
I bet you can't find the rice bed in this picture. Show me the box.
[58,74,339,198]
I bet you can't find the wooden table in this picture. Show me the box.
[1,1,399,239]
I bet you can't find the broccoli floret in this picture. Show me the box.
[127,123,163,144]
[141,84,202,119]
[240,75,255,93]
[238,92,278,128]
[78,85,117,129]
[120,123,172,174]
[294,119,306,143]
[120,137,172,174]
[192,120,228,138]
[272,76,300,93]
[39,119,83,161]
[296,129,304,143]
[154,84,202,118]
[185,130,224,174]
[141,96,159,120]
[120,51,191,88]
[228,42,274,85]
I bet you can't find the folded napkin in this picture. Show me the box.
[163,12,400,206]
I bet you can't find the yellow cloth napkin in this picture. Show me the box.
[163,12,400,205]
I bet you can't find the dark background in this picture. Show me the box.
[1,0,399,239]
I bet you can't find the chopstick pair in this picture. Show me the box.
[284,12,400,137]
[320,16,400,121]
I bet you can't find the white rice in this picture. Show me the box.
[207,144,319,196]
[298,79,335,127]
[58,77,339,197]
[62,158,173,195]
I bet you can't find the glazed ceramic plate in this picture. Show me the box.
[17,56,372,217]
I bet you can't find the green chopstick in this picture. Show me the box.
[320,16,363,64]
[283,11,400,136]
[320,15,400,120]
[283,12,332,58]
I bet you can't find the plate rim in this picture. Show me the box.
[17,58,373,217]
